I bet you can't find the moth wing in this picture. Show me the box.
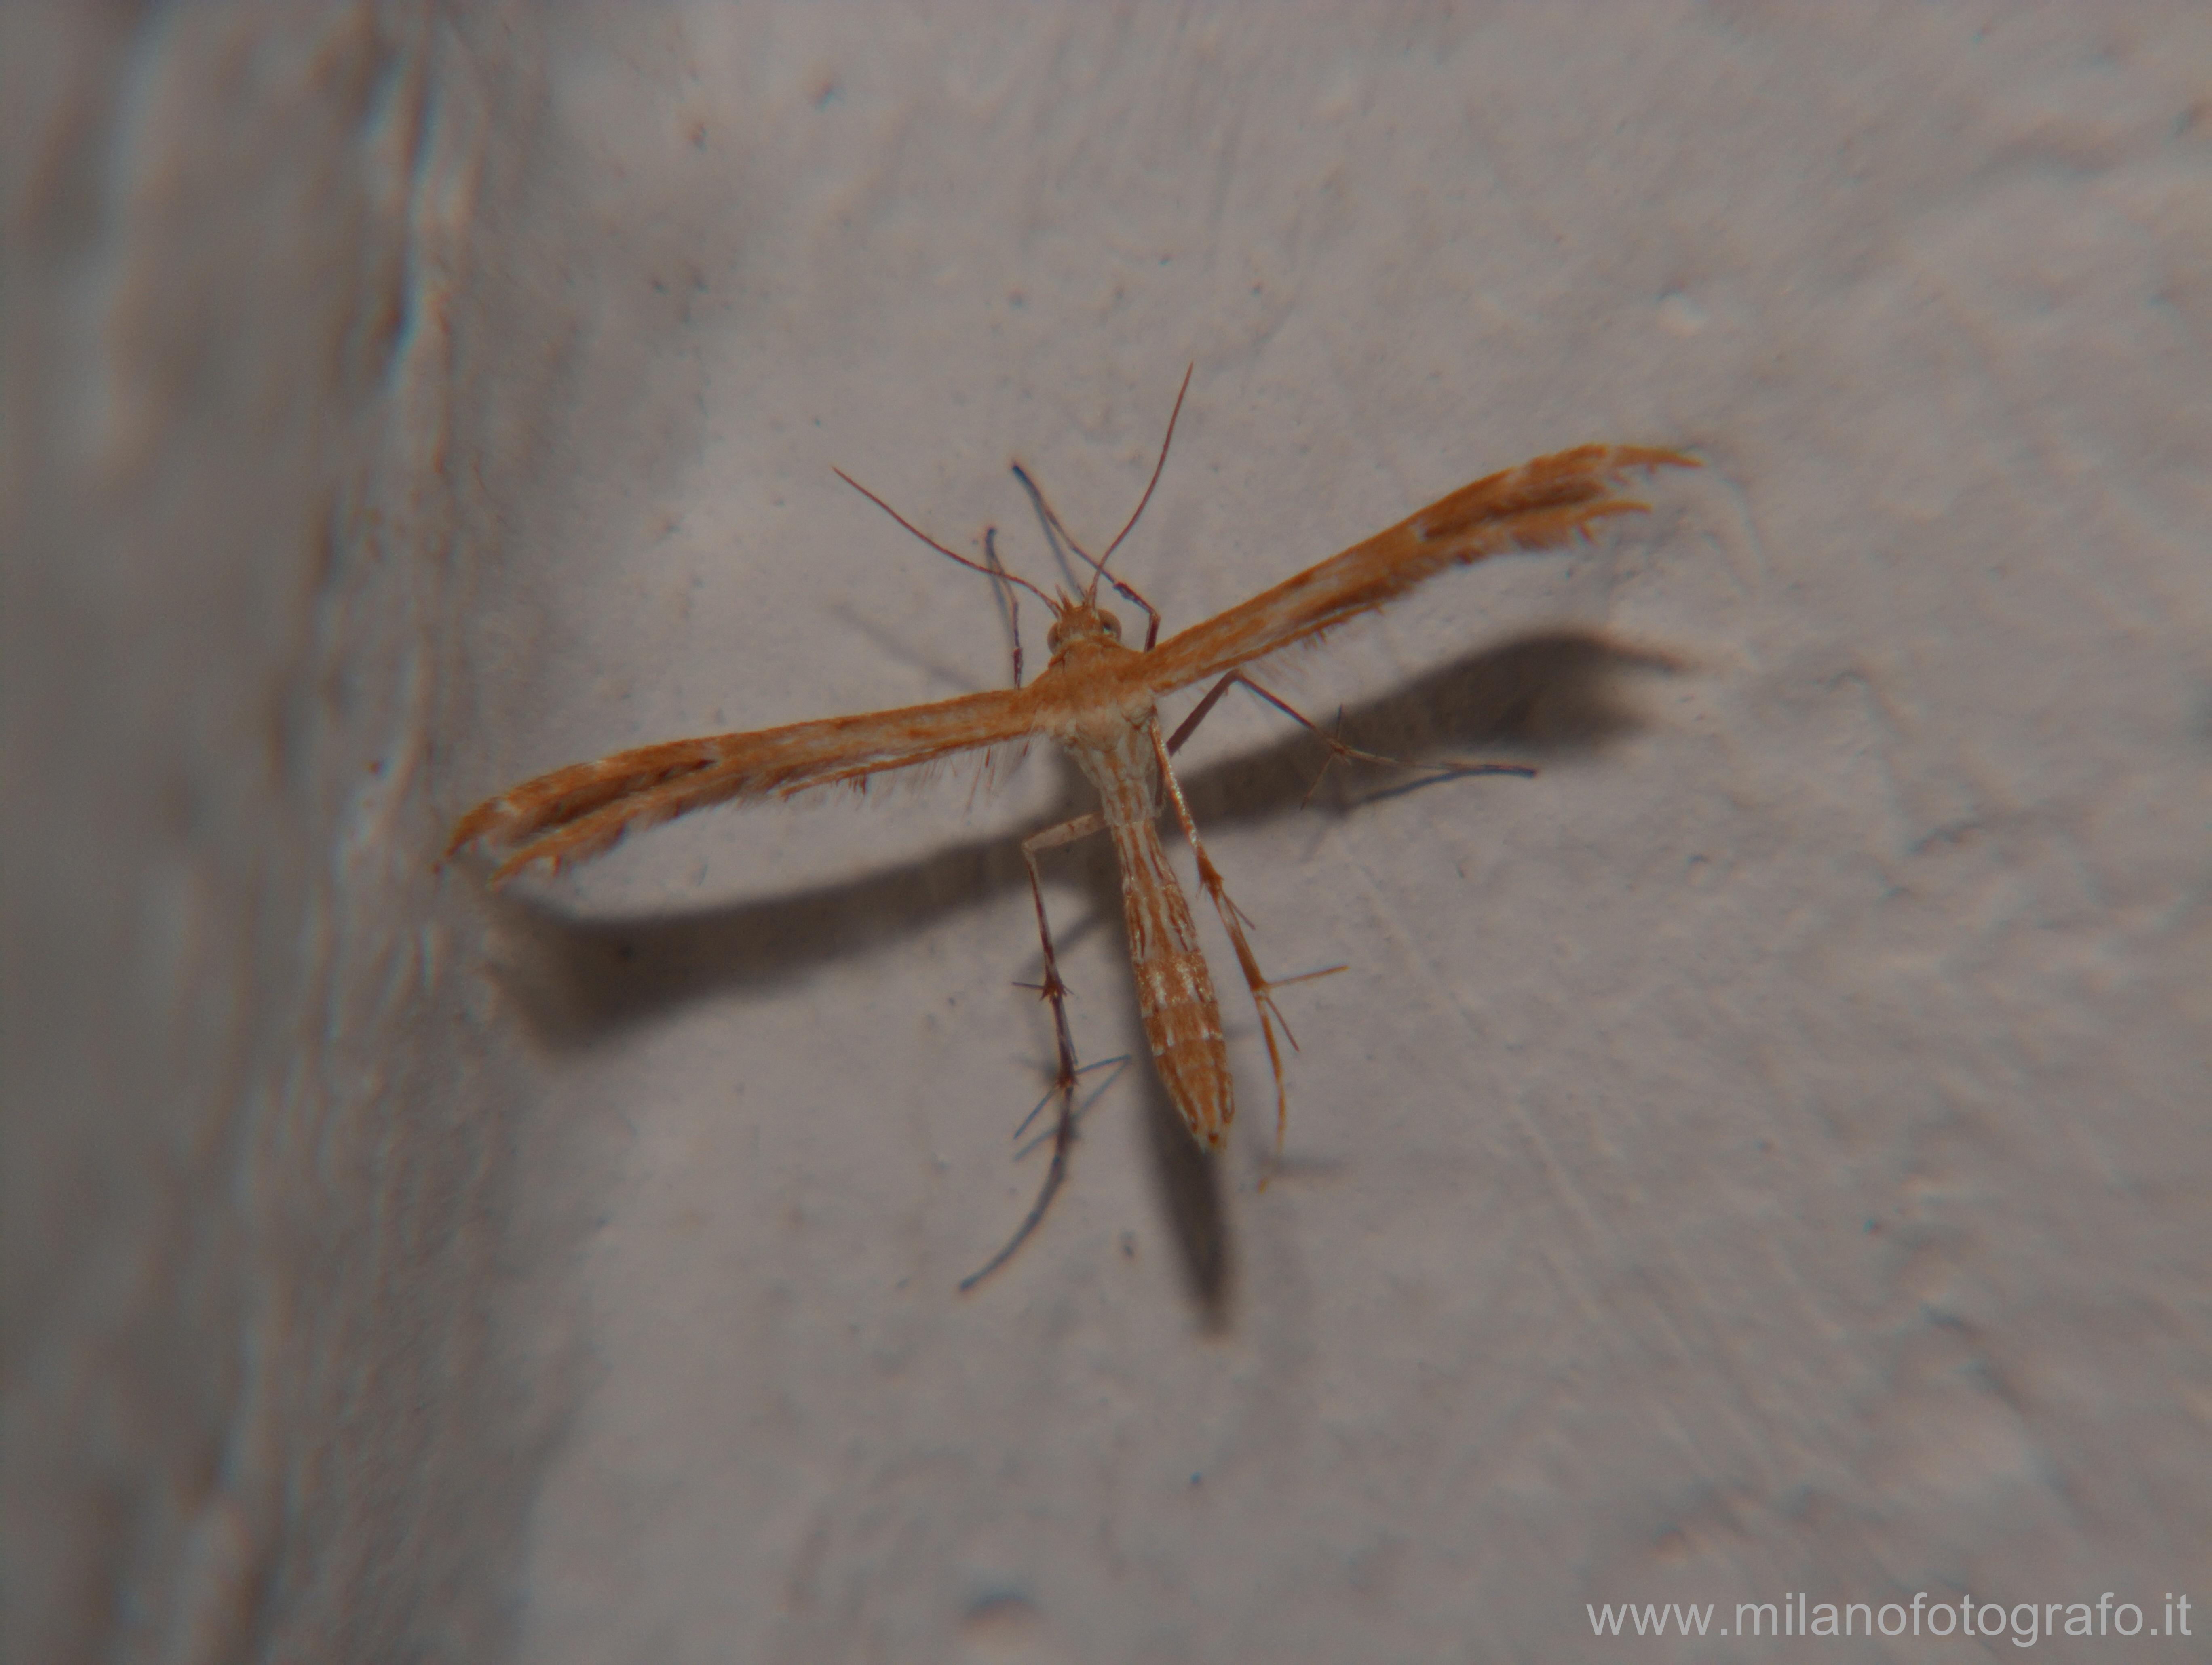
[448,685,1042,884]
[1141,445,1695,694]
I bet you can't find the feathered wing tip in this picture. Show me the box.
[444,738,737,884]
[1408,443,1697,550]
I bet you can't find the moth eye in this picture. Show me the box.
[1099,609,1121,641]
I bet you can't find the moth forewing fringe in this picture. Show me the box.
[447,400,1695,1284]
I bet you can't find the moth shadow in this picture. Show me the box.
[476,828,1052,1048]
[468,625,1677,1307]
[1135,1063,1235,1328]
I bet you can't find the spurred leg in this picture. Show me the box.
[959,810,1107,1290]
[1150,672,1530,1158]
[1167,668,1534,802]
[1145,719,1341,1159]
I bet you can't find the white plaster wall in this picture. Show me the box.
[8,5,569,1659]
[7,5,2207,1663]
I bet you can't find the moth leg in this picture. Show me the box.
[1171,668,1533,803]
[960,810,1108,1290]
[1161,669,1245,756]
[1146,720,1335,1163]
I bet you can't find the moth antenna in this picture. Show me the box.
[1009,464,1161,646]
[835,468,1056,609]
[981,527,1024,688]
[1010,462,1097,578]
[1093,360,1193,587]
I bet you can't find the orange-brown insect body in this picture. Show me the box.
[446,375,1694,1284]
[1035,604,1232,1149]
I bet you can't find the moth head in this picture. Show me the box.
[1045,598,1122,653]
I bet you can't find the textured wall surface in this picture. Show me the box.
[7,6,2207,1662]
[7,6,563,1659]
